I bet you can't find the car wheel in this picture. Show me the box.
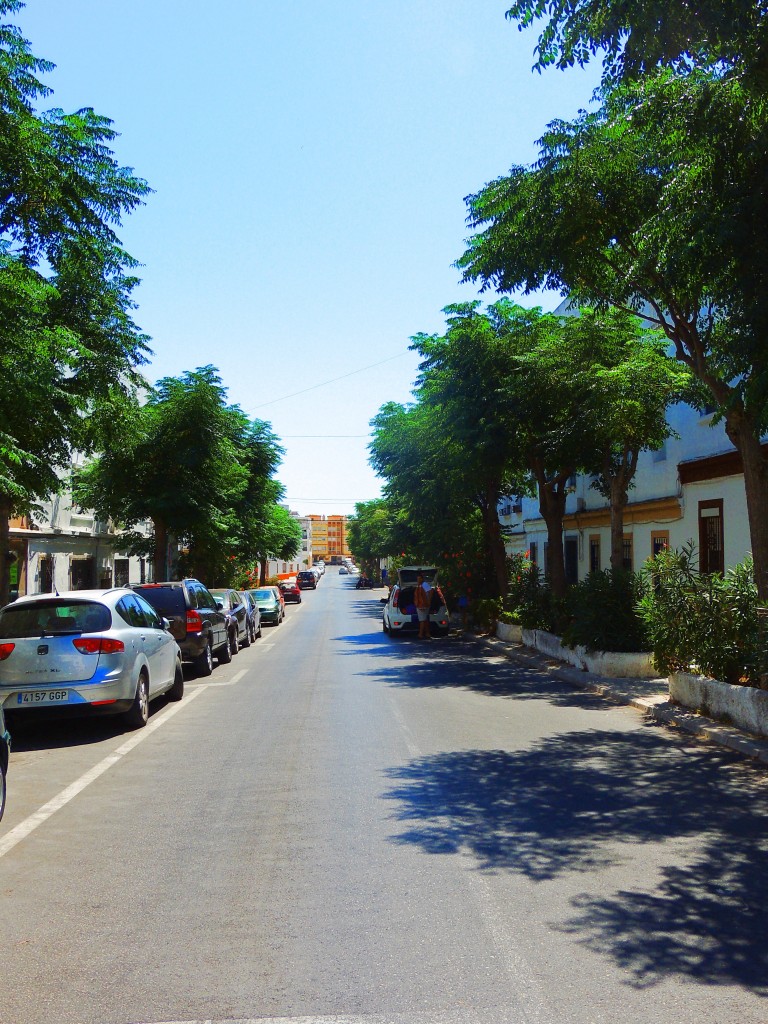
[383,616,389,634]
[242,624,251,648]
[168,660,184,701]
[230,629,240,656]
[256,621,262,639]
[0,761,6,822]
[195,640,213,677]
[218,634,233,664]
[125,672,149,729]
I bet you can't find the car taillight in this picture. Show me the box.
[0,642,14,660]
[186,609,203,633]
[73,637,125,655]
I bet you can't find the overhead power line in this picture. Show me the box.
[248,351,411,410]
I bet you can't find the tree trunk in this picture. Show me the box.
[260,557,268,585]
[608,462,634,571]
[153,517,168,583]
[724,412,768,601]
[0,494,10,607]
[610,489,626,573]
[532,461,570,599]
[480,484,508,598]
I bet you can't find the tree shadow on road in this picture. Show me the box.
[336,627,614,710]
[383,731,768,991]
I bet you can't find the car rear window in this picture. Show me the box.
[253,589,274,600]
[0,600,112,638]
[133,585,186,617]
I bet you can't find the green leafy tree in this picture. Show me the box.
[552,307,689,569]
[75,367,249,582]
[503,0,768,84]
[228,420,287,583]
[373,301,602,598]
[347,498,401,579]
[409,302,546,596]
[252,503,302,586]
[459,73,768,598]
[0,3,150,602]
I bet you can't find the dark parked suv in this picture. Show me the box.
[296,570,317,590]
[133,579,229,676]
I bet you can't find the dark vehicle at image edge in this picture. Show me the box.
[133,579,230,676]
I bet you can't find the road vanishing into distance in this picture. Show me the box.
[2,568,768,1024]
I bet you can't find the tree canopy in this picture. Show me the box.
[459,70,768,596]
[0,2,150,602]
[75,367,291,586]
[504,0,768,85]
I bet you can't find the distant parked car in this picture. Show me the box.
[133,579,229,676]
[338,566,349,575]
[0,702,9,821]
[279,580,302,604]
[209,589,250,653]
[0,589,183,728]
[248,588,284,626]
[381,567,450,637]
[296,570,317,590]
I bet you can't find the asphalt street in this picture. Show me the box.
[2,569,767,1024]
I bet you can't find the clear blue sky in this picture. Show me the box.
[18,1,599,516]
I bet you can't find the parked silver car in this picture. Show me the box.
[0,589,183,728]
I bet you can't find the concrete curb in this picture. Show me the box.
[475,633,768,766]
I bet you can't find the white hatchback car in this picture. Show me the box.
[381,567,450,637]
[0,589,183,728]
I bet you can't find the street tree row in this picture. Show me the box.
[368,303,689,599]
[458,0,768,599]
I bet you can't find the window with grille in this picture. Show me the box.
[651,532,669,558]
[589,536,600,573]
[698,500,724,574]
[622,536,633,572]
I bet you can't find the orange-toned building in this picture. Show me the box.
[307,514,351,564]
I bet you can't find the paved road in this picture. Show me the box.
[2,569,768,1024]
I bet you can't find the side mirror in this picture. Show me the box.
[161,616,171,631]
[215,600,223,611]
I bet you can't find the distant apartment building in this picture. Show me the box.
[307,514,351,564]
[262,509,312,579]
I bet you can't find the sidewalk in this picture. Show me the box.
[477,632,768,766]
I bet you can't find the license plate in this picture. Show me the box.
[17,689,70,705]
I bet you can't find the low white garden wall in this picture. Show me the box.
[495,621,522,643]
[670,672,768,739]
[518,629,658,678]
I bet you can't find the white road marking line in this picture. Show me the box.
[0,685,209,860]
[149,1015,489,1024]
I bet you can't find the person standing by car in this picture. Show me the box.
[414,571,431,640]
